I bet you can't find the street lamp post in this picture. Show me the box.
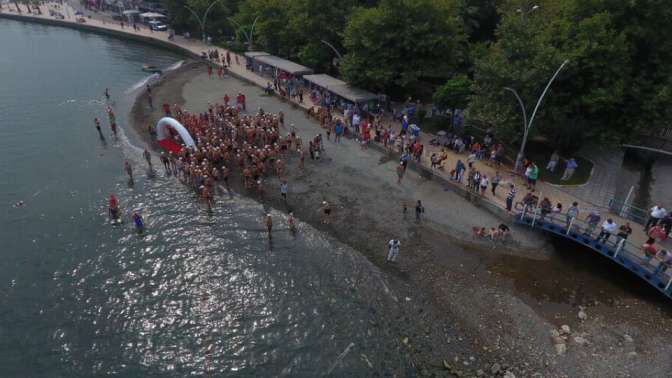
[320,39,343,61]
[517,4,540,17]
[185,0,224,44]
[228,16,259,50]
[505,59,570,173]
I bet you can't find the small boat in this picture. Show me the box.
[142,64,162,74]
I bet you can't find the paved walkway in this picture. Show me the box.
[554,147,623,209]
[1,2,664,252]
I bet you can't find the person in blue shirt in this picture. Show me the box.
[334,121,344,143]
[132,211,145,233]
[401,115,409,135]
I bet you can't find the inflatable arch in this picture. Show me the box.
[156,117,196,151]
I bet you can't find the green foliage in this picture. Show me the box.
[468,0,650,152]
[340,0,466,94]
[433,74,472,112]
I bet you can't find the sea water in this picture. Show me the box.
[0,19,407,376]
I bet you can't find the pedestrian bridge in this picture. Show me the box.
[514,209,672,301]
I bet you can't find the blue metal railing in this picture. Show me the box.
[608,198,648,225]
[515,206,672,300]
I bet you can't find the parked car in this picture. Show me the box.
[148,20,167,31]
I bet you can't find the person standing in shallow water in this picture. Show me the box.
[265,213,273,239]
[124,161,133,183]
[143,149,152,170]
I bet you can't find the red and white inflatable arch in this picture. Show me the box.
[156,117,196,153]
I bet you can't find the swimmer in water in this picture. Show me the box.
[104,88,110,100]
[132,211,144,233]
[108,194,119,221]
[94,118,104,139]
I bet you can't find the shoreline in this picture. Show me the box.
[6,11,672,377]
[129,62,672,377]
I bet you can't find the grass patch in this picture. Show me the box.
[524,143,593,185]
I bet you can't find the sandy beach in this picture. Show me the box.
[130,61,672,377]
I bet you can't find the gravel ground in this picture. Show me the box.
[130,61,672,377]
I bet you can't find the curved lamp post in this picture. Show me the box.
[505,59,570,173]
[228,16,259,50]
[185,0,224,44]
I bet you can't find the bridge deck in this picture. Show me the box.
[515,210,672,300]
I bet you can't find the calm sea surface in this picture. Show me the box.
[0,19,406,377]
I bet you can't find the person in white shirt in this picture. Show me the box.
[596,218,617,244]
[386,239,401,263]
[645,205,668,231]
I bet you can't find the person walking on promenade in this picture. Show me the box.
[143,149,152,170]
[480,174,489,196]
[207,65,212,78]
[561,158,578,181]
[566,201,579,229]
[124,161,133,183]
[415,200,425,222]
[596,218,617,244]
[491,171,501,196]
[386,239,401,263]
[506,183,516,212]
[645,205,667,231]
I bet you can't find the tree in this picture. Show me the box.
[433,75,472,125]
[340,0,466,96]
[468,0,635,152]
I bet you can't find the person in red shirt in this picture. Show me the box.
[223,94,229,106]
[162,103,171,116]
[642,242,658,264]
[240,93,246,110]
[108,194,120,220]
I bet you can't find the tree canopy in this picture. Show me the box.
[340,0,466,96]
[157,0,672,149]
